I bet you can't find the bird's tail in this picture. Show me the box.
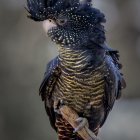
[56,115,83,140]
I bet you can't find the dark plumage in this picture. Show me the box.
[26,0,126,139]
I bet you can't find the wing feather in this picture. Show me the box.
[39,57,61,131]
[100,44,126,126]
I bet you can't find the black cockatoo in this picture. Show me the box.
[26,0,126,139]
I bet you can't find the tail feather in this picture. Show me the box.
[56,116,83,140]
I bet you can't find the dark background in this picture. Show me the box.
[0,0,140,140]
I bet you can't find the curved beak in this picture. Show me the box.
[43,20,57,33]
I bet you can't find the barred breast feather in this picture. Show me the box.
[53,46,106,116]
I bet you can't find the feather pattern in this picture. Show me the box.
[39,57,61,130]
[26,0,48,21]
[27,0,126,139]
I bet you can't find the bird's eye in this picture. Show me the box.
[49,19,53,22]
[57,18,67,25]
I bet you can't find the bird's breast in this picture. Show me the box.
[54,47,105,114]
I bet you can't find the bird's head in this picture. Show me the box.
[26,0,106,48]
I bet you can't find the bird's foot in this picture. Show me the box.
[54,108,61,114]
[73,117,89,133]
[54,99,64,114]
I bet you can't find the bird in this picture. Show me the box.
[26,0,126,139]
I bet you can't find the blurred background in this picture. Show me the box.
[0,0,140,140]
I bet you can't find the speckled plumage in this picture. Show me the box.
[27,0,126,139]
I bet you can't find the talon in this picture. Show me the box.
[54,108,61,114]
[60,99,64,105]
[73,117,89,133]
[73,128,79,133]
[53,98,62,114]
[86,103,92,109]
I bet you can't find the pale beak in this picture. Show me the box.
[42,19,57,33]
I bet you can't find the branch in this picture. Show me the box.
[60,105,99,140]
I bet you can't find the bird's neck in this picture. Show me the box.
[58,46,105,71]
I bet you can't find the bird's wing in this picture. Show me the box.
[39,56,61,131]
[100,46,126,126]
[100,43,123,70]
